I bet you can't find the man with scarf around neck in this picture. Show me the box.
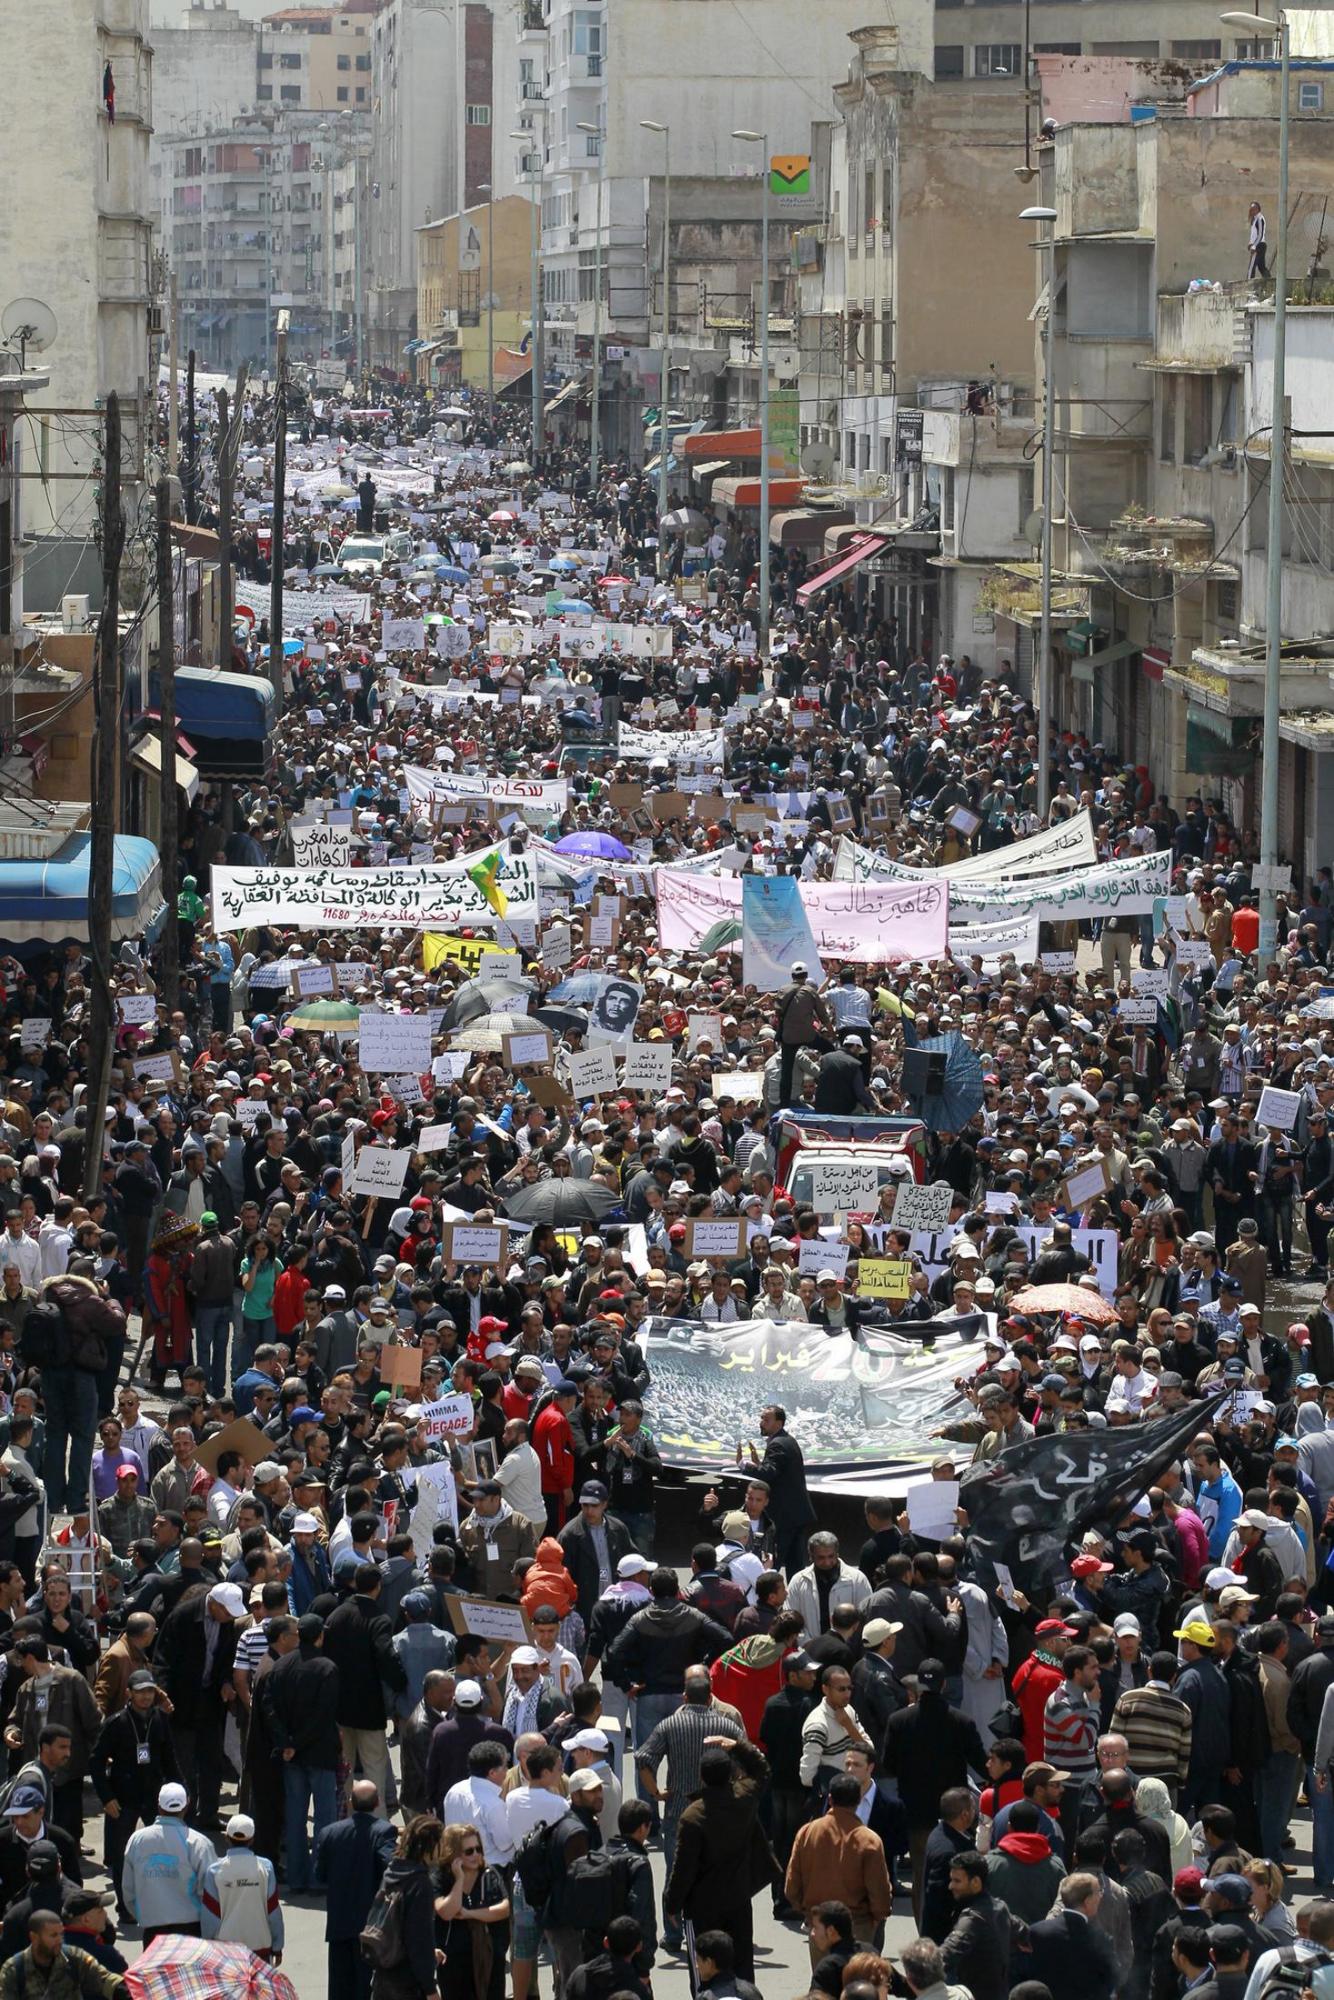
[457,1480,538,1600]
[709,1609,808,1740]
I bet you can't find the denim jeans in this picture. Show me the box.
[195,1305,232,1399]
[632,1689,680,1828]
[661,1798,684,1949]
[42,1365,99,1515]
[237,1315,274,1377]
[1256,1748,1302,1866]
[283,1760,337,1892]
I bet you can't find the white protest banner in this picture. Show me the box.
[1132,968,1171,998]
[235,1098,267,1129]
[810,1158,881,1214]
[386,1074,426,1108]
[543,926,572,971]
[502,1030,552,1069]
[441,1224,509,1266]
[1063,1157,1112,1208]
[414,1124,453,1155]
[799,1239,850,1279]
[133,1053,178,1084]
[901,1474,961,1543]
[1257,1085,1302,1132]
[359,1011,432,1073]
[890,1180,956,1233]
[1117,996,1159,1025]
[19,1019,49,1050]
[617,721,726,766]
[1012,1224,1118,1296]
[684,1218,748,1259]
[420,1393,476,1442]
[341,1129,356,1181]
[382,616,426,652]
[291,821,353,869]
[404,763,568,812]
[1174,937,1214,970]
[117,995,157,1028]
[346,1147,412,1199]
[407,1457,459,1544]
[688,1012,723,1050]
[621,1044,673,1092]
[835,835,1172,922]
[567,1046,617,1098]
[211,846,539,931]
[719,1071,766,1104]
[949,915,1041,964]
[1040,951,1077,975]
[836,810,1098,884]
[436,624,473,661]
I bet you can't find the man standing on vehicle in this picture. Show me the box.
[776,964,831,1109]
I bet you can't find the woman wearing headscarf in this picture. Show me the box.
[1135,1776,1193,1877]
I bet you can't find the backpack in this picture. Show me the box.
[359,1885,407,1971]
[19,1300,73,1373]
[514,1815,566,1913]
[555,1848,630,1933]
[1257,1948,1334,2000]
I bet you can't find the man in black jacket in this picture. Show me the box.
[851,1618,907,1754]
[314,1778,397,2000]
[1025,1870,1120,2000]
[558,1484,635,1630]
[321,1566,406,1809]
[883,1661,988,1925]
[920,1788,977,1943]
[259,1612,342,1894]
[605,1569,732,1760]
[940,1848,1013,2000]
[863,1555,965,1681]
[154,1579,244,1832]
[759,1652,818,1919]
[88,1671,178,1918]
[747,1405,815,1576]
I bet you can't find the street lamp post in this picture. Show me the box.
[641,119,671,577]
[477,180,495,421]
[733,129,770,652]
[1223,7,1289,954]
[1021,203,1058,823]
[577,119,604,497]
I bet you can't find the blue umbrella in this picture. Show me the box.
[553,831,631,860]
[549,554,581,573]
[312,562,345,576]
[909,1032,987,1132]
[436,565,470,583]
[547,970,608,1005]
[553,598,592,614]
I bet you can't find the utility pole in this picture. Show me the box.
[269,312,289,697]
[167,271,179,476]
[156,476,180,1012]
[184,348,197,524]
[215,362,248,668]
[84,395,124,1201]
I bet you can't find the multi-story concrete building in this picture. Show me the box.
[932,0,1275,86]
[415,193,534,387]
[2,0,156,610]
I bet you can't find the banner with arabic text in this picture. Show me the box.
[211,849,540,931]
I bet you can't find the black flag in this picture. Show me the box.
[959,1393,1224,1602]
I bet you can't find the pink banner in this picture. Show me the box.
[655,870,948,964]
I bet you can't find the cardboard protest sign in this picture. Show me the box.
[889,1180,955,1233]
[441,1223,509,1267]
[346,1147,412,1200]
[809,1159,880,1214]
[197,1416,275,1476]
[684,1218,747,1259]
[379,1345,424,1388]
[359,1011,432,1073]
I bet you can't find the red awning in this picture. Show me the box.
[683,427,761,461]
[711,475,804,510]
[796,532,891,603]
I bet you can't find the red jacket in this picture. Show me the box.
[1013,1650,1065,1763]
[532,1404,575,1496]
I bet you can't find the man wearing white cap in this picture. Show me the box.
[569,1727,622,1840]
[202,1812,284,1962]
[500,1647,566,1738]
[121,1782,215,1942]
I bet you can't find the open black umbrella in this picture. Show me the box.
[533,1002,590,1039]
[440,976,534,1032]
[500,1178,620,1228]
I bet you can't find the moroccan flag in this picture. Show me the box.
[103,63,116,123]
[467,849,508,917]
[959,1390,1224,1602]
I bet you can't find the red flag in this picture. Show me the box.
[103,62,115,123]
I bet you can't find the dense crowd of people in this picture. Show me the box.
[3,375,1334,2000]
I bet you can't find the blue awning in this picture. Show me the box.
[173,668,277,743]
[0,835,163,946]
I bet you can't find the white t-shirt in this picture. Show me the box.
[505,1783,569,1848]
[495,1442,545,1528]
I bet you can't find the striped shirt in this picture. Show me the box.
[1110,1682,1194,1789]
[635,1699,744,1803]
[1043,1680,1099,1779]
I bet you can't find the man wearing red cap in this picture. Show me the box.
[1012,1621,1075,1763]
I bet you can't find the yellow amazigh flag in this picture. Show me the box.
[467,848,509,917]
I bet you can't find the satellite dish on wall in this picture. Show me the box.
[1024,508,1044,550]
[802,440,836,478]
[1,298,58,366]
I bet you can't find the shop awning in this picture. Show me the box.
[771,506,854,547]
[684,428,760,460]
[0,835,162,947]
[711,475,805,510]
[1082,638,1140,669]
[130,736,201,804]
[690,459,730,481]
[544,378,586,415]
[796,532,891,602]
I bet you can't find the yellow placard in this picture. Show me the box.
[857,1257,913,1300]
[422,933,521,976]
